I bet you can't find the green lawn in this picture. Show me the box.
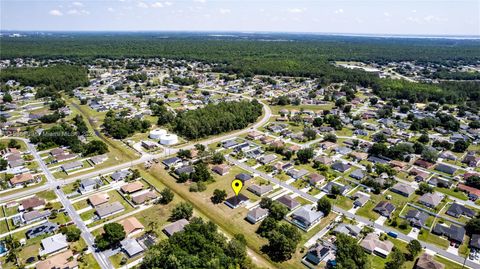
[79,253,101,269]
[434,255,465,269]
[435,187,468,201]
[36,190,57,201]
[417,229,450,249]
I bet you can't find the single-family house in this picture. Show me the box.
[304,243,330,265]
[435,164,457,175]
[212,164,230,176]
[120,238,144,257]
[291,205,323,230]
[360,233,394,258]
[39,234,69,256]
[331,162,351,173]
[276,195,300,211]
[432,224,465,244]
[405,209,429,228]
[26,221,58,239]
[121,181,144,194]
[418,193,443,208]
[391,183,415,197]
[246,207,269,224]
[224,194,249,209]
[119,217,145,237]
[247,184,273,197]
[163,219,189,237]
[96,201,125,219]
[446,203,476,218]
[415,253,445,269]
[373,201,396,217]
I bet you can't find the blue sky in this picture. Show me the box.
[1,0,479,35]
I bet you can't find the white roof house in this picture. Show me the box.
[39,233,69,256]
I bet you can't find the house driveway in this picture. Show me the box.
[375,216,387,225]
[407,227,420,239]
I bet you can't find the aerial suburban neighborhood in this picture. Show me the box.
[0,1,479,269]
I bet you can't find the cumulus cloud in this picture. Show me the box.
[194,0,206,3]
[49,9,63,16]
[334,8,344,14]
[151,2,164,8]
[288,8,305,14]
[383,12,390,17]
[67,9,90,15]
[137,2,148,8]
[72,2,83,7]
[107,7,115,12]
[219,8,231,14]
[165,1,172,6]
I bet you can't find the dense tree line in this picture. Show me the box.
[172,100,263,139]
[0,65,89,97]
[373,79,480,108]
[141,217,253,269]
[30,122,108,156]
[103,110,151,139]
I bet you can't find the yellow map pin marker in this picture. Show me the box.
[231,179,243,196]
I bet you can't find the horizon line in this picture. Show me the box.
[1,30,479,40]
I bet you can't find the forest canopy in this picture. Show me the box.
[172,100,263,139]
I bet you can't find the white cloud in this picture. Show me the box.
[165,2,172,6]
[67,9,90,15]
[219,8,230,14]
[288,8,305,14]
[411,9,417,13]
[383,12,390,17]
[423,15,435,22]
[72,2,83,7]
[334,8,344,14]
[151,2,164,8]
[107,7,115,12]
[49,9,63,16]
[137,2,148,8]
[194,0,206,3]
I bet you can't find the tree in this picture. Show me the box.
[407,239,422,259]
[83,140,108,156]
[177,172,190,183]
[211,152,225,164]
[211,189,227,204]
[417,182,434,195]
[453,140,470,153]
[95,223,126,250]
[170,202,193,221]
[257,217,277,237]
[62,226,81,242]
[191,162,212,182]
[303,128,317,141]
[466,176,480,189]
[297,148,314,164]
[421,148,438,162]
[3,93,13,103]
[418,133,430,143]
[262,223,301,262]
[369,143,388,156]
[159,188,174,204]
[177,149,192,159]
[317,197,331,217]
[323,133,337,143]
[141,217,251,269]
[268,201,289,221]
[313,117,323,127]
[7,139,20,149]
[466,216,480,236]
[335,233,369,269]
[0,158,7,171]
[385,248,406,269]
